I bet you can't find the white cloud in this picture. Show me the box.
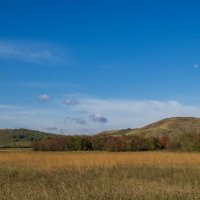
[1,97,200,134]
[38,94,50,102]
[0,40,66,65]
[67,97,200,131]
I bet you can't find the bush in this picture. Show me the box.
[168,130,200,151]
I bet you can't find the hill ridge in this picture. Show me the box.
[97,117,200,137]
[0,128,56,148]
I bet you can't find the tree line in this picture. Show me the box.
[31,135,170,151]
[31,129,200,152]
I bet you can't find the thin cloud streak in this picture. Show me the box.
[0,104,16,109]
[15,82,76,88]
[0,40,67,65]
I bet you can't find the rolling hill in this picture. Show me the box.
[97,117,200,138]
[0,128,56,148]
[2,117,200,148]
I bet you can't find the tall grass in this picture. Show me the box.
[0,151,200,199]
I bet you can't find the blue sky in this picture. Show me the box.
[1,0,200,134]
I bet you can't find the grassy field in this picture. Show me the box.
[0,151,200,200]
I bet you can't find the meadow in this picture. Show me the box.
[0,151,200,200]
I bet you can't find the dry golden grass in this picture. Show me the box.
[0,151,200,200]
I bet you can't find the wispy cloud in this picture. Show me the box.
[65,117,87,125]
[38,94,50,102]
[62,99,80,106]
[89,113,108,123]
[68,97,200,131]
[46,127,58,131]
[0,40,67,65]
[15,82,75,88]
[1,97,200,134]
[0,104,16,109]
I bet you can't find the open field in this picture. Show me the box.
[1,151,200,200]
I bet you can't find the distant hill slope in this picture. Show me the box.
[97,117,200,138]
[0,128,56,148]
